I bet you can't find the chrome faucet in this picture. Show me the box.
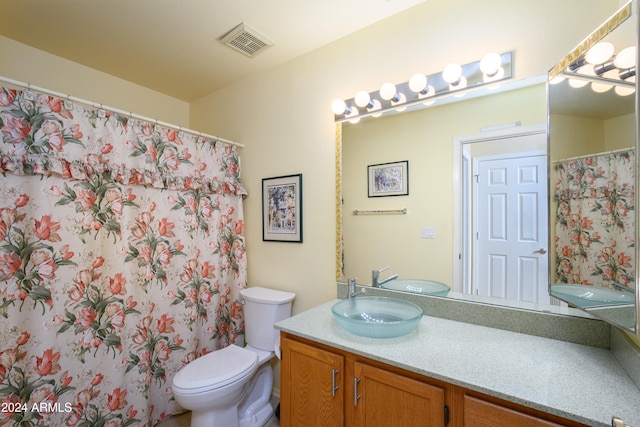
[348,278,365,298]
[372,267,398,287]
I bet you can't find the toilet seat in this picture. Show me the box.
[172,345,258,394]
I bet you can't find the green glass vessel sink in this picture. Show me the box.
[380,279,450,296]
[551,284,635,307]
[331,296,423,338]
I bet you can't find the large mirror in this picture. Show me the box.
[336,1,639,334]
[548,1,638,332]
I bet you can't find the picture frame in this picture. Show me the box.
[262,174,303,243]
[368,161,409,197]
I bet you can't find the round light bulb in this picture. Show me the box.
[354,91,372,108]
[614,46,636,69]
[568,78,589,88]
[591,82,612,93]
[480,53,502,76]
[379,82,398,101]
[408,73,428,93]
[442,63,463,84]
[331,99,347,115]
[615,85,635,96]
[585,42,614,65]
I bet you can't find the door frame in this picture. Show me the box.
[452,123,547,294]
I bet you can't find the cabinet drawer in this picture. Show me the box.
[464,395,566,427]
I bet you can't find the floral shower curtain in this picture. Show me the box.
[554,150,635,290]
[0,87,247,426]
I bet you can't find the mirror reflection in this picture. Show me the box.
[548,1,637,332]
[339,80,557,308]
[337,1,639,334]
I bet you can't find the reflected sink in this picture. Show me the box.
[331,296,423,338]
[551,284,635,307]
[380,279,451,296]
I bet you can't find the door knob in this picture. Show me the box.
[534,248,547,254]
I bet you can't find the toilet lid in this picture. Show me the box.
[172,345,258,393]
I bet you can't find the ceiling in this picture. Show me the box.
[0,0,426,102]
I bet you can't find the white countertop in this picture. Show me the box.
[275,300,640,427]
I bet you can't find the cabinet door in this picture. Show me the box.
[352,361,445,427]
[464,395,567,427]
[280,337,344,427]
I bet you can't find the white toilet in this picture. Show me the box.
[172,286,295,427]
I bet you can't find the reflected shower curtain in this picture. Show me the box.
[0,87,247,426]
[554,150,635,290]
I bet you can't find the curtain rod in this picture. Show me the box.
[0,75,244,149]
[552,147,634,164]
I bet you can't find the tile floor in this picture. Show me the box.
[156,399,280,427]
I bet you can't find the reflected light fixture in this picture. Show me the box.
[615,46,636,81]
[591,82,613,93]
[585,42,615,65]
[615,85,635,96]
[568,78,590,88]
[559,42,636,97]
[590,43,617,75]
[614,46,636,68]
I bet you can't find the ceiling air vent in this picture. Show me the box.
[220,23,274,58]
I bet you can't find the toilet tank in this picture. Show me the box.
[240,287,295,351]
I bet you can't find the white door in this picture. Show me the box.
[474,152,549,304]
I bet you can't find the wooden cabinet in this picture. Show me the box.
[352,361,445,427]
[280,336,344,426]
[280,332,590,427]
[281,334,446,427]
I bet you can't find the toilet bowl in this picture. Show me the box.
[172,287,295,427]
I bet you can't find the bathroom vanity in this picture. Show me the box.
[301,3,640,425]
[276,300,640,427]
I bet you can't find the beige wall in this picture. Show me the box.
[342,84,546,287]
[0,0,632,331]
[0,35,189,126]
[189,0,621,314]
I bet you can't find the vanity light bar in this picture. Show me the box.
[332,51,513,123]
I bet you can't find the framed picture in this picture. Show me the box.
[262,174,303,243]
[368,161,409,197]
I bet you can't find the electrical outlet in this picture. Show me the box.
[422,227,435,239]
